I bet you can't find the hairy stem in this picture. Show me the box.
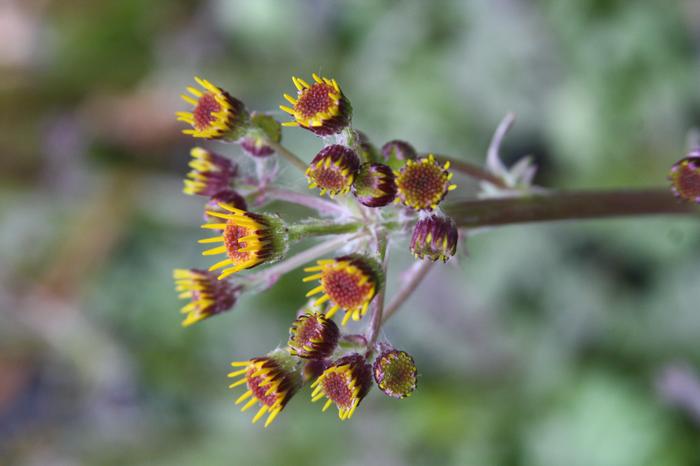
[382,261,435,324]
[267,141,308,173]
[287,221,363,242]
[365,231,389,354]
[444,188,697,228]
[261,187,347,215]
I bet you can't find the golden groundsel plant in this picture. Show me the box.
[173,73,700,427]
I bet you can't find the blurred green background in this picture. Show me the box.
[2,1,700,465]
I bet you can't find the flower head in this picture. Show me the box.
[395,154,457,211]
[280,74,352,136]
[311,353,373,420]
[352,162,397,207]
[373,349,417,399]
[410,214,458,262]
[669,152,700,204]
[183,147,237,196]
[381,140,417,169]
[240,112,281,157]
[303,255,382,325]
[172,268,241,327]
[228,349,302,428]
[306,145,360,198]
[176,76,249,140]
[200,204,288,279]
[288,312,340,359]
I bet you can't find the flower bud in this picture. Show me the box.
[311,353,373,420]
[183,147,237,196]
[303,255,382,326]
[306,144,360,198]
[355,130,379,163]
[228,349,302,428]
[669,151,700,204]
[381,140,417,169]
[289,312,340,359]
[352,162,397,207]
[240,112,281,157]
[373,349,417,399]
[172,268,241,326]
[200,204,288,279]
[176,76,249,140]
[280,73,352,136]
[203,189,248,224]
[395,154,457,211]
[410,214,458,262]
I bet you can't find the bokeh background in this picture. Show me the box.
[2,1,700,465]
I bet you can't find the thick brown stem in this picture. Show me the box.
[444,188,697,228]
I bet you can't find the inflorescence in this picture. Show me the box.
[173,72,692,428]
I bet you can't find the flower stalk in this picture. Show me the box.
[444,188,698,228]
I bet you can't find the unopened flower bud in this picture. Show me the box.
[373,349,417,399]
[381,140,417,169]
[240,112,281,157]
[203,189,248,224]
[306,144,360,198]
[410,214,458,262]
[352,162,397,207]
[280,73,352,136]
[289,312,340,359]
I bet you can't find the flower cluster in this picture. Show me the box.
[172,73,465,427]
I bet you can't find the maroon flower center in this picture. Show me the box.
[309,165,348,192]
[246,370,280,407]
[672,158,700,201]
[292,317,323,348]
[321,268,372,310]
[296,83,336,119]
[223,222,253,262]
[375,353,416,397]
[193,92,222,130]
[397,163,447,209]
[322,372,354,409]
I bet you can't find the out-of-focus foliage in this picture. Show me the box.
[1,1,700,465]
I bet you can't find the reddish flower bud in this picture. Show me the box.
[289,312,340,359]
[373,349,417,399]
[311,353,373,420]
[176,76,249,140]
[280,74,352,136]
[303,255,382,326]
[381,140,417,169]
[203,189,248,224]
[240,112,281,157]
[172,268,241,326]
[395,154,457,211]
[306,144,360,198]
[200,204,288,279]
[183,147,237,196]
[410,214,458,262]
[669,151,700,204]
[228,349,302,428]
[352,162,397,207]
